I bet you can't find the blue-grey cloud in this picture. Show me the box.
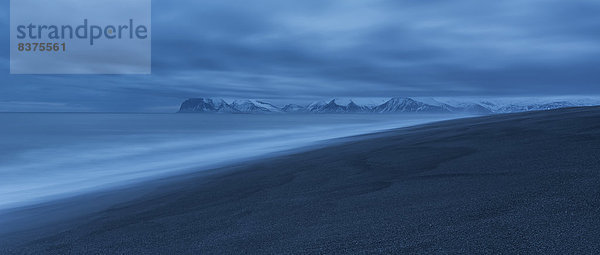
[1,0,600,111]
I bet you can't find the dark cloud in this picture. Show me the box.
[1,0,600,111]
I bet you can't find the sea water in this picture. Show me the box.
[0,113,464,210]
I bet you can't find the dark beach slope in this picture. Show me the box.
[2,107,600,254]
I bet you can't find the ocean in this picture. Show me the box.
[0,113,463,210]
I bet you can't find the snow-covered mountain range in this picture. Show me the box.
[178,97,600,114]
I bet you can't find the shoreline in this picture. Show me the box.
[2,107,599,253]
[0,113,465,211]
[0,114,469,235]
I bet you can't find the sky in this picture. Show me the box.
[1,0,600,112]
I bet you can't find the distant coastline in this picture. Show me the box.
[178,97,600,114]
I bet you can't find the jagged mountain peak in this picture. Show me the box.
[373,97,448,113]
[347,100,359,107]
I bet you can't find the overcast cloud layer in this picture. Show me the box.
[1,0,600,112]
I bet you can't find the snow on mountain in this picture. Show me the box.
[179,97,599,114]
[281,104,305,113]
[178,98,239,113]
[347,101,370,113]
[305,99,371,113]
[372,97,449,113]
[458,103,494,114]
[253,100,283,113]
[432,96,600,113]
[231,100,267,113]
[307,100,347,113]
[231,100,282,113]
[305,101,328,113]
[316,100,349,113]
[179,98,278,113]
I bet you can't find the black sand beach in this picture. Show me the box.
[2,107,600,254]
